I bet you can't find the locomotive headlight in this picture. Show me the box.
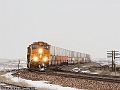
[39,48,43,53]
[33,57,38,61]
[43,57,48,62]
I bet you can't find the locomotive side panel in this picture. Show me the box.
[49,45,91,66]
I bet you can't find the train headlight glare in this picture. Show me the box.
[33,57,38,61]
[43,57,48,62]
[39,49,43,53]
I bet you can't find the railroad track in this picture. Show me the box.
[26,68,120,83]
[0,81,36,90]
[11,67,120,83]
[49,71,120,83]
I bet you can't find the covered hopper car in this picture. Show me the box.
[27,41,91,71]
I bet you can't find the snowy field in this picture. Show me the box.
[0,59,27,71]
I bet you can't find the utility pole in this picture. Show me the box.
[107,50,120,73]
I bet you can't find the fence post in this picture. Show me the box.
[18,59,20,79]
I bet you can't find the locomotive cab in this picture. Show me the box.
[27,41,50,71]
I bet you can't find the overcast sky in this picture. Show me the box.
[0,0,120,59]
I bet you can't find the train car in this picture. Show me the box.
[27,41,91,71]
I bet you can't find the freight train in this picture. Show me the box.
[27,41,91,71]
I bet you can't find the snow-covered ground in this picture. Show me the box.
[2,72,82,90]
[2,58,120,89]
[0,59,82,90]
[0,59,27,71]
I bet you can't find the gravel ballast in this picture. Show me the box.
[12,70,120,90]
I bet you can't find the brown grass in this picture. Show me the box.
[0,71,6,75]
[99,69,111,75]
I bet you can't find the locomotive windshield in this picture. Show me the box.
[42,45,49,50]
[32,44,40,49]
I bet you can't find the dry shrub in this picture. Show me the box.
[0,71,6,75]
[99,70,111,75]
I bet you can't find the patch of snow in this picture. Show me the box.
[72,68,81,72]
[2,73,83,90]
[81,70,90,73]
[90,72,98,74]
